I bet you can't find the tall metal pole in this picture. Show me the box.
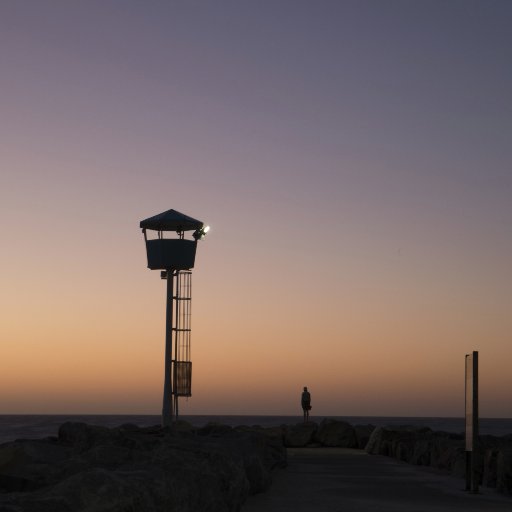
[465,351,479,493]
[162,269,174,426]
[173,272,180,421]
[471,351,479,493]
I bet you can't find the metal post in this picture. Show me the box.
[465,452,471,491]
[162,269,174,427]
[471,351,479,494]
[465,351,479,493]
[465,356,470,491]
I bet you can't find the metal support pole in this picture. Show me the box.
[465,351,479,493]
[162,269,174,427]
[471,351,479,494]
[173,273,180,421]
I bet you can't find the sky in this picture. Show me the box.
[1,0,511,418]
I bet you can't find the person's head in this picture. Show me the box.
[303,386,308,391]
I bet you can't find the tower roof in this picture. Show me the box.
[140,209,204,232]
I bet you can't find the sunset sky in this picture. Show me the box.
[1,1,511,418]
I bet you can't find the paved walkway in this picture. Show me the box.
[243,448,512,512]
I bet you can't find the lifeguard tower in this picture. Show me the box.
[140,208,209,426]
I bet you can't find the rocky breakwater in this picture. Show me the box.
[365,426,512,495]
[0,421,287,512]
[264,419,375,449]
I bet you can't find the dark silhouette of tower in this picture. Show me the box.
[140,209,209,426]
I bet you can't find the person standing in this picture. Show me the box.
[301,386,311,423]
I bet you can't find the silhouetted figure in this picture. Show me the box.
[301,386,311,423]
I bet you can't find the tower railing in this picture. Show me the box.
[172,271,192,417]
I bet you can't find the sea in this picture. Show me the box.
[2,415,512,445]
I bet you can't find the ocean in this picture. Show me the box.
[2,414,512,445]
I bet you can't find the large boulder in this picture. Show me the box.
[313,419,357,448]
[354,424,375,449]
[365,427,396,456]
[199,429,286,494]
[429,436,465,476]
[261,426,286,443]
[197,422,233,437]
[0,439,72,492]
[483,449,499,488]
[496,449,512,495]
[284,423,317,447]
[58,422,120,453]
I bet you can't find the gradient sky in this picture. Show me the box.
[1,1,511,417]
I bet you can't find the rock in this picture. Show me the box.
[58,422,118,453]
[234,425,262,433]
[172,420,196,433]
[365,427,393,456]
[429,436,465,475]
[235,425,285,444]
[195,428,286,494]
[483,449,499,488]
[496,449,512,495]
[0,439,71,492]
[354,424,375,449]
[313,419,358,448]
[284,423,317,447]
[367,426,435,460]
[365,425,512,495]
[367,427,460,469]
[197,422,233,437]
[118,423,141,431]
[261,426,286,443]
[410,439,431,466]
[0,422,287,512]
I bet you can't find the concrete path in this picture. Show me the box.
[243,448,512,512]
